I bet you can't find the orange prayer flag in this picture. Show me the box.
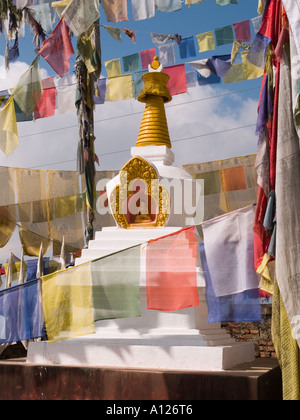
[146,227,199,311]
[221,166,247,192]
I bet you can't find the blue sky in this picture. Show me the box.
[0,0,261,172]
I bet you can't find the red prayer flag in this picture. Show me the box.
[232,20,251,42]
[146,227,199,311]
[34,77,56,120]
[163,64,187,96]
[39,18,74,78]
[140,48,156,70]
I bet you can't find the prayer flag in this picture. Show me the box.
[123,28,136,43]
[41,262,95,342]
[55,73,77,114]
[224,63,246,83]
[158,43,175,66]
[12,56,43,117]
[221,166,247,192]
[0,96,19,156]
[179,36,196,59]
[196,31,215,53]
[102,25,122,41]
[106,74,133,102]
[241,51,264,80]
[140,48,156,69]
[207,55,232,78]
[39,18,74,78]
[61,0,100,37]
[163,64,187,96]
[91,247,141,321]
[233,20,251,42]
[94,78,107,104]
[251,16,263,34]
[105,58,122,77]
[214,25,235,46]
[185,0,204,6]
[101,0,128,22]
[216,0,238,5]
[146,227,199,311]
[34,77,56,120]
[0,279,46,345]
[131,0,155,20]
[123,53,140,72]
[133,70,147,98]
[155,0,182,12]
[201,206,259,298]
[200,243,261,323]
[188,59,212,78]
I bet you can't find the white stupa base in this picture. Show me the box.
[27,287,255,371]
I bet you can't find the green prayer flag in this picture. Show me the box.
[216,0,238,5]
[12,56,43,117]
[91,246,141,321]
[214,25,235,46]
[123,53,140,72]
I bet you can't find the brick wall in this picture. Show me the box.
[221,305,277,358]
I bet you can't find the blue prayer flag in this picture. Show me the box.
[0,279,46,344]
[200,243,261,323]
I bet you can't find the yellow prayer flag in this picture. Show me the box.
[224,63,246,84]
[241,51,264,80]
[41,262,95,342]
[105,58,122,77]
[106,74,133,102]
[0,97,19,156]
[196,31,215,53]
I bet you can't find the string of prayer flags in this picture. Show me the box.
[196,31,215,53]
[146,227,199,311]
[163,64,187,96]
[106,74,133,102]
[140,48,157,69]
[131,0,155,21]
[179,36,197,59]
[0,97,19,156]
[214,25,235,46]
[41,262,95,342]
[12,56,43,117]
[233,20,251,42]
[105,58,122,77]
[61,0,100,38]
[200,243,261,323]
[0,279,46,345]
[34,77,56,120]
[101,0,128,23]
[123,53,140,72]
[201,206,259,298]
[91,247,141,322]
[155,0,182,12]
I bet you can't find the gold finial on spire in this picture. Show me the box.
[149,56,162,72]
[136,61,172,148]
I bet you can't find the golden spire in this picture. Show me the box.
[136,57,172,149]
